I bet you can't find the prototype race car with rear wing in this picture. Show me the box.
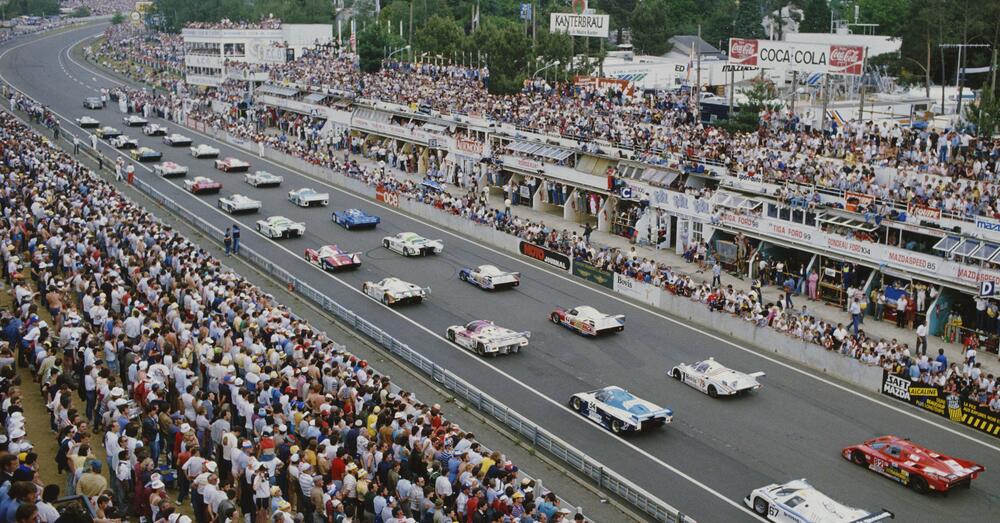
[163,133,193,146]
[362,277,429,306]
[745,479,894,522]
[304,245,362,271]
[190,143,220,158]
[184,176,222,194]
[110,135,138,149]
[550,305,625,335]
[288,188,329,207]
[154,162,189,178]
[76,116,99,128]
[96,126,122,139]
[215,157,251,172]
[130,147,162,162]
[458,264,520,290]
[217,194,262,214]
[568,385,672,434]
[670,358,764,397]
[842,435,984,494]
[244,170,283,188]
[142,123,168,136]
[446,320,529,356]
[382,232,443,256]
[255,216,305,239]
[332,208,380,229]
[122,114,149,127]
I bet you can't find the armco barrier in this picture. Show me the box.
[199,126,884,394]
[121,173,690,523]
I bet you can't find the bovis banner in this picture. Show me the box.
[881,371,1000,439]
[518,241,571,271]
[728,38,866,76]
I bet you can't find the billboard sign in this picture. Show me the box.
[728,38,865,75]
[550,13,609,37]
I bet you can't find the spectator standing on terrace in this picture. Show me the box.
[916,322,928,356]
[232,224,241,255]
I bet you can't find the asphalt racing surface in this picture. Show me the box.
[6,24,1000,522]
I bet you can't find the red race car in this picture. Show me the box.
[304,245,361,272]
[842,435,984,493]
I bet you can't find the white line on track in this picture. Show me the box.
[3,27,769,521]
[59,33,1000,456]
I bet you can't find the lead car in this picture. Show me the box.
[568,386,672,434]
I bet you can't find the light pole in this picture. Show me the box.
[387,45,411,61]
[532,60,560,78]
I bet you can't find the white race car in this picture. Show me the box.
[244,170,283,188]
[255,216,305,239]
[670,358,764,397]
[143,123,168,136]
[218,194,262,214]
[163,133,193,146]
[76,116,100,128]
[445,320,529,356]
[190,144,220,158]
[215,157,250,173]
[550,305,625,336]
[569,385,672,434]
[745,480,894,522]
[288,188,329,207]
[153,161,189,178]
[362,277,430,306]
[458,265,520,290]
[110,135,138,149]
[382,232,443,256]
[122,115,149,127]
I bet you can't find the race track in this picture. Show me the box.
[5,23,1000,522]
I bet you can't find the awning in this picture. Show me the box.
[711,191,762,213]
[952,239,983,258]
[641,168,678,187]
[303,92,327,104]
[506,141,574,162]
[932,235,962,254]
[973,242,1000,262]
[421,123,448,133]
[256,84,299,97]
[617,163,644,179]
[816,214,878,233]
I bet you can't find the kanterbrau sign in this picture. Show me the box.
[549,13,609,37]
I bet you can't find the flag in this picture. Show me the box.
[350,19,356,53]
[686,44,694,83]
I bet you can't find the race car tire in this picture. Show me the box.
[911,476,930,494]
[322,261,331,271]
[752,497,768,516]
[382,293,391,305]
[256,223,262,232]
[707,385,718,398]
[851,450,867,466]
[610,420,623,434]
[550,313,560,324]
[570,397,582,412]
[475,342,486,356]
[404,247,413,256]
[446,329,456,342]
[672,369,682,380]
[459,272,467,282]
[383,239,390,249]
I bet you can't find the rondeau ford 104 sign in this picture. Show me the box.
[728,38,866,76]
[550,13,610,37]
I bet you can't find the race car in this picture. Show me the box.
[362,277,429,306]
[445,320,529,356]
[76,116,99,128]
[153,162,189,178]
[190,143,220,158]
[184,177,222,194]
[83,97,102,109]
[122,115,149,127]
[332,208,380,230]
[568,386,672,434]
[255,216,305,239]
[142,123,168,136]
[130,147,162,162]
[288,188,329,207]
[550,306,625,336]
[95,126,121,139]
[163,133,193,146]
[670,358,764,397]
[244,170,283,188]
[215,157,250,173]
[382,232,443,256]
[842,435,985,494]
[217,194,262,214]
[304,245,362,271]
[458,265,520,290]
[745,480,894,522]
[110,135,138,149]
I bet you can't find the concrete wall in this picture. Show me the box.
[210,128,884,392]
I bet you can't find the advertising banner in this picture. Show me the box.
[550,13,610,37]
[572,260,614,289]
[881,371,1000,438]
[613,273,661,307]
[907,202,943,221]
[519,241,571,271]
[375,185,399,206]
[728,38,865,76]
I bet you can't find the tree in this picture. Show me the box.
[965,89,1000,137]
[70,6,92,18]
[797,0,830,33]
[723,77,780,132]
[732,0,767,39]
[111,11,126,25]
[413,15,467,60]
[470,18,532,94]
[629,0,697,55]
[357,23,406,72]
[600,0,637,44]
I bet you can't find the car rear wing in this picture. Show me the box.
[749,371,766,378]
[487,331,531,346]
[848,509,894,522]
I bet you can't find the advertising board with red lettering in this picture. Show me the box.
[728,39,866,76]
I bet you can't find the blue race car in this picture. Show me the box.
[332,208,380,230]
[569,386,672,434]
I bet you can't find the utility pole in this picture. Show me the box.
[695,24,702,119]
[790,71,797,116]
[728,68,735,118]
[858,47,868,122]
[408,0,414,61]
[939,43,990,118]
[820,74,830,134]
[992,47,998,93]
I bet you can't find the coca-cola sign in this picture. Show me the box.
[728,38,759,65]
[829,45,865,75]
